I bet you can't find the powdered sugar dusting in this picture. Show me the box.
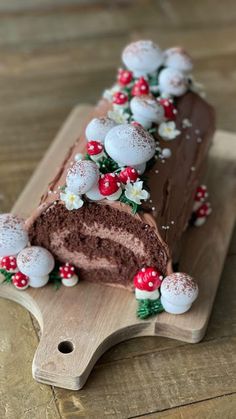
[66,160,99,195]
[0,214,28,256]
[162,272,198,298]
[17,246,54,276]
[123,40,160,57]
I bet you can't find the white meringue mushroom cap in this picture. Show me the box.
[164,47,193,73]
[122,40,164,76]
[66,160,99,195]
[105,124,156,166]
[160,272,198,306]
[17,246,55,277]
[85,117,117,144]
[159,68,188,97]
[0,214,28,257]
[130,95,164,124]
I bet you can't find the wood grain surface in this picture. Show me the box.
[0,0,236,417]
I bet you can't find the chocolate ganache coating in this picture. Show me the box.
[27,91,215,289]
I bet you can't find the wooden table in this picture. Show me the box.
[0,1,236,417]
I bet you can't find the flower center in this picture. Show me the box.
[131,188,140,197]
[69,195,76,203]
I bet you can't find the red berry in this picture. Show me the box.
[118,69,133,86]
[0,256,17,272]
[99,173,120,196]
[134,267,163,291]
[59,263,75,279]
[87,141,103,156]
[131,77,150,96]
[158,98,177,120]
[119,167,139,184]
[113,91,128,105]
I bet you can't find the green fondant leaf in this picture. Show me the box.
[48,262,62,290]
[59,184,66,192]
[149,299,164,315]
[137,299,150,319]
[0,268,13,284]
[85,153,92,161]
[137,298,164,319]
[119,192,140,215]
[98,156,119,174]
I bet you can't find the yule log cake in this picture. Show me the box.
[26,40,215,291]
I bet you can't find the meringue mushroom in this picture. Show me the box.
[164,47,193,74]
[0,214,28,257]
[85,182,104,201]
[159,68,188,97]
[160,272,198,314]
[66,160,99,195]
[85,117,117,144]
[122,40,164,77]
[130,95,164,129]
[17,246,55,288]
[104,124,156,167]
[133,162,147,175]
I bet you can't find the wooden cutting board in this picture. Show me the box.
[0,105,235,390]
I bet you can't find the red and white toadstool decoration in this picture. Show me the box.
[194,202,212,227]
[131,121,143,128]
[59,263,78,287]
[99,173,122,201]
[133,267,163,300]
[117,69,133,86]
[12,272,29,290]
[0,256,18,273]
[118,167,139,184]
[87,141,104,162]
[193,185,208,211]
[158,98,177,120]
[112,91,128,106]
[131,77,150,96]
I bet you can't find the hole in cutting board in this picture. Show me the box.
[58,340,74,354]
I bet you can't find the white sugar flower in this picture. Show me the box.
[158,121,181,141]
[108,107,130,124]
[60,189,84,211]
[103,84,120,101]
[125,180,150,205]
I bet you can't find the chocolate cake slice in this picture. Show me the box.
[27,41,215,290]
